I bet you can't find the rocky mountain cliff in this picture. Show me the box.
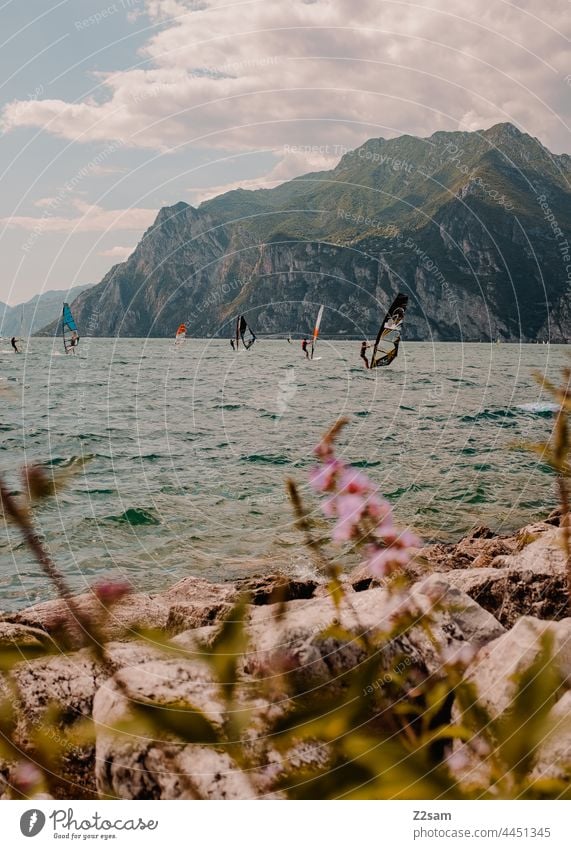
[39,123,571,341]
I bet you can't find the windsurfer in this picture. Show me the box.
[70,332,79,348]
[301,338,309,359]
[360,340,370,369]
[230,338,236,351]
[11,336,19,353]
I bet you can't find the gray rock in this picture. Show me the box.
[530,691,571,781]
[0,640,165,798]
[220,577,506,689]
[93,660,260,799]
[2,592,170,647]
[430,568,568,628]
[0,622,58,651]
[451,617,571,788]
[461,616,571,719]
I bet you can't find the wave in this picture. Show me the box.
[45,455,89,468]
[352,459,382,468]
[460,408,518,422]
[105,508,160,526]
[515,402,559,414]
[241,453,291,465]
[447,377,477,386]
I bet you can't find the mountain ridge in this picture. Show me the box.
[37,123,571,342]
[2,285,92,338]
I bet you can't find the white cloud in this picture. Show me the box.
[189,147,337,203]
[0,200,156,234]
[99,245,135,258]
[1,0,568,163]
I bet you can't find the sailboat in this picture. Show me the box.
[235,315,256,350]
[310,305,324,360]
[175,323,187,345]
[370,294,408,368]
[62,303,80,355]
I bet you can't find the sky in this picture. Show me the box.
[0,0,569,305]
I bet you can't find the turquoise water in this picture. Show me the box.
[0,338,565,611]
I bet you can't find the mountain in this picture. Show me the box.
[1,285,92,338]
[39,123,571,342]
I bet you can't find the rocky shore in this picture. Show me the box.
[1,516,570,800]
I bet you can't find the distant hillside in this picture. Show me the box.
[1,286,92,337]
[39,123,571,342]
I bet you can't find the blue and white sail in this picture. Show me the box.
[62,303,80,354]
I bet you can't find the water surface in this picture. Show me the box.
[0,338,564,611]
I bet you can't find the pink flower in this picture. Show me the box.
[92,579,132,605]
[314,438,333,460]
[321,496,337,518]
[332,494,367,541]
[337,467,374,496]
[309,423,423,583]
[367,545,412,577]
[365,494,393,525]
[375,526,420,549]
[11,761,43,794]
[309,458,344,493]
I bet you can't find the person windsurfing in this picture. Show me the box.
[360,340,370,369]
[230,338,236,351]
[369,294,408,369]
[69,331,79,349]
[287,334,292,344]
[11,336,19,353]
[301,337,309,359]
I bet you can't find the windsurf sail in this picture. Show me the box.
[370,293,408,368]
[175,323,187,344]
[62,303,80,354]
[236,315,256,350]
[310,305,324,360]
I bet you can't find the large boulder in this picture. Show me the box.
[174,575,505,692]
[0,640,166,798]
[451,617,571,787]
[416,528,569,627]
[530,691,571,782]
[1,592,171,647]
[93,659,262,800]
[460,616,571,718]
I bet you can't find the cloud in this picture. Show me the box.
[99,245,135,258]
[1,0,568,165]
[189,146,338,203]
[0,200,156,234]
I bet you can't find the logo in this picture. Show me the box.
[20,810,46,837]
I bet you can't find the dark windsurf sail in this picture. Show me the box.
[370,293,408,368]
[236,315,256,350]
[62,303,80,354]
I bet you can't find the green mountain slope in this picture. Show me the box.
[40,123,571,342]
